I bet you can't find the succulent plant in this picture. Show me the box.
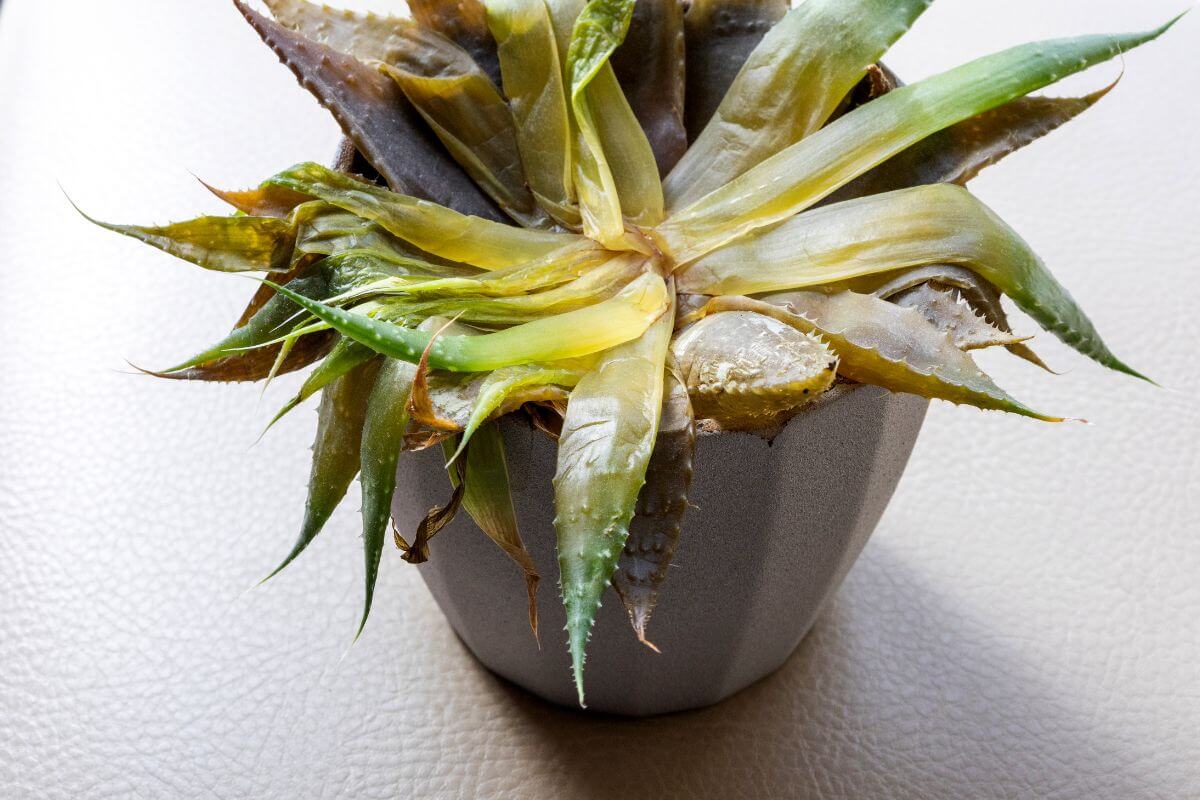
[86,0,1179,705]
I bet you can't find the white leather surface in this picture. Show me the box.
[1,1,1197,798]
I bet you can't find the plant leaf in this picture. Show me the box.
[234,0,503,220]
[381,57,550,229]
[826,83,1115,204]
[83,210,295,272]
[654,18,1179,261]
[269,337,377,428]
[267,162,575,269]
[682,0,788,141]
[486,0,579,227]
[610,0,687,176]
[566,0,664,246]
[892,283,1027,351]
[162,273,331,375]
[409,0,504,86]
[678,183,1142,377]
[707,294,1060,421]
[442,423,541,640]
[264,358,382,581]
[356,357,417,638]
[267,270,671,372]
[554,291,673,706]
[611,362,694,649]
[203,180,311,218]
[671,310,837,430]
[664,0,932,211]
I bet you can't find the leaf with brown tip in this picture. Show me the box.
[611,362,694,650]
[234,0,503,220]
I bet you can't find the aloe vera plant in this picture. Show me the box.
[88,0,1179,706]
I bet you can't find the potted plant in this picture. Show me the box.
[84,0,1179,715]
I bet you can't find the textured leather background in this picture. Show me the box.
[1,2,1197,798]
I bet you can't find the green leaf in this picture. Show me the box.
[654,17,1179,261]
[486,0,579,227]
[664,0,933,211]
[677,183,1143,378]
[708,294,1060,421]
[264,358,382,582]
[269,337,377,428]
[611,363,694,649]
[682,0,788,140]
[356,357,417,639]
[266,269,670,373]
[554,294,673,706]
[162,273,331,374]
[566,0,664,246]
[267,162,576,270]
[82,209,295,272]
[610,0,687,176]
[234,0,503,220]
[442,423,541,639]
[826,83,1115,204]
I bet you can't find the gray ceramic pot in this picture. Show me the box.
[392,386,928,716]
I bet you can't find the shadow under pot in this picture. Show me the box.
[392,385,928,717]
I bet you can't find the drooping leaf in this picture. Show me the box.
[356,357,417,638]
[826,83,1116,204]
[82,210,295,273]
[892,283,1027,351]
[449,361,592,460]
[706,294,1061,421]
[234,0,503,220]
[654,18,1178,261]
[671,310,837,430]
[682,0,788,140]
[610,0,687,176]
[267,162,575,269]
[267,271,671,372]
[162,273,331,375]
[399,457,469,564]
[486,0,579,227]
[566,0,664,246]
[611,362,694,649]
[409,0,504,86]
[442,423,541,639]
[677,183,1142,377]
[554,293,673,706]
[664,0,933,211]
[269,337,377,428]
[263,358,382,581]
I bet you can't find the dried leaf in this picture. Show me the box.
[612,363,694,649]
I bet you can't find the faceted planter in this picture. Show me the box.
[392,386,927,716]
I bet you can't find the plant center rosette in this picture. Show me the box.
[85,0,1179,705]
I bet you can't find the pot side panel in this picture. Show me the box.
[393,386,928,716]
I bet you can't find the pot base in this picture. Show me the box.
[393,387,927,716]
